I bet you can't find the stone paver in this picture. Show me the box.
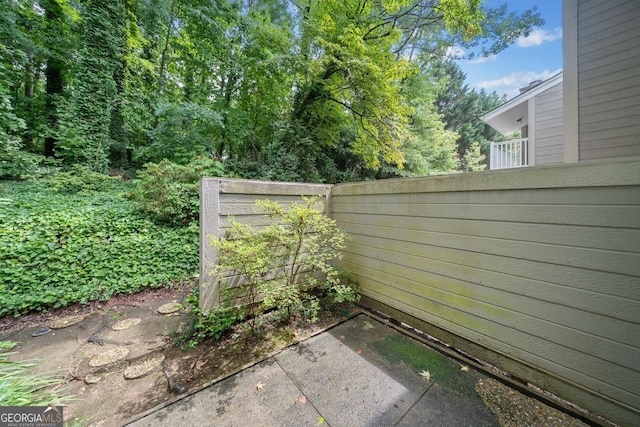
[49,314,86,329]
[89,346,130,367]
[124,353,165,380]
[157,301,182,314]
[112,317,142,331]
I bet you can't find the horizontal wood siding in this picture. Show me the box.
[331,159,640,425]
[535,82,563,165]
[578,0,640,160]
[199,178,331,311]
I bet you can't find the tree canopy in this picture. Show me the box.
[0,0,541,182]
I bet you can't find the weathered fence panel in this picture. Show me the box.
[199,178,331,311]
[330,158,640,426]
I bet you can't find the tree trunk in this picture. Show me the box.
[157,1,175,97]
[44,58,64,157]
[108,0,128,167]
[43,0,67,157]
[22,52,34,148]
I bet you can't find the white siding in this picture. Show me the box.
[535,82,563,165]
[578,0,640,160]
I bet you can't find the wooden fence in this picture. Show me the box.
[199,158,640,425]
[331,158,640,426]
[199,178,330,311]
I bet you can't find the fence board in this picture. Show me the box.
[341,252,639,364]
[199,178,330,311]
[331,158,640,425]
[339,221,639,276]
[332,212,640,252]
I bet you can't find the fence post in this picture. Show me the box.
[199,178,221,312]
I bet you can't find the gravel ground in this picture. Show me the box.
[475,377,591,427]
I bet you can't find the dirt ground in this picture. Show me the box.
[0,282,357,426]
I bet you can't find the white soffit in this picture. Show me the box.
[481,72,563,136]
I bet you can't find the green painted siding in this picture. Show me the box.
[331,159,640,426]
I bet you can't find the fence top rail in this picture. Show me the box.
[201,177,331,196]
[332,157,640,196]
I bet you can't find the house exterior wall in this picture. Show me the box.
[331,159,640,426]
[534,82,563,165]
[577,0,640,160]
[199,178,331,311]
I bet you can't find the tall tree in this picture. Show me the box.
[0,0,542,179]
[269,0,539,181]
[285,0,419,177]
[42,0,75,158]
[403,72,459,176]
[428,59,503,167]
[70,0,127,171]
[0,1,27,149]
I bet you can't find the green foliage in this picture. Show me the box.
[208,197,358,336]
[143,102,223,164]
[129,157,227,226]
[255,198,358,315]
[38,165,121,193]
[176,290,244,348]
[0,60,35,179]
[0,151,56,180]
[402,72,459,176]
[0,181,198,316]
[459,141,487,171]
[0,71,25,153]
[72,0,127,172]
[427,59,504,168]
[0,341,17,352]
[0,0,541,183]
[289,0,415,172]
[0,353,71,406]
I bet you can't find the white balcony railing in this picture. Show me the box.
[490,138,529,170]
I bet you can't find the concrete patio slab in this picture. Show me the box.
[129,358,323,427]
[127,314,500,426]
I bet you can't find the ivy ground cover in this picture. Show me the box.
[0,181,198,316]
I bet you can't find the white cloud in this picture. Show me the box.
[517,27,562,48]
[478,69,562,91]
[444,46,465,60]
[469,54,497,64]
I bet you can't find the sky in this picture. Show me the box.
[456,1,563,100]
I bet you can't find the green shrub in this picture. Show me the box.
[141,102,224,165]
[0,181,198,316]
[0,151,61,180]
[175,290,244,349]
[207,197,358,336]
[38,165,121,194]
[129,157,227,226]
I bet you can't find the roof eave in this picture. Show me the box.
[481,71,564,123]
